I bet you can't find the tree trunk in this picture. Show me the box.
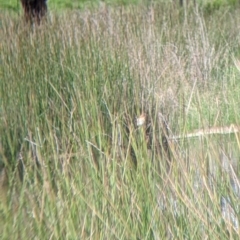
[20,0,47,24]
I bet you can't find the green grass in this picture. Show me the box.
[1,0,240,12]
[0,0,148,12]
[0,2,240,239]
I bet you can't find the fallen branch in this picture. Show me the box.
[169,124,240,140]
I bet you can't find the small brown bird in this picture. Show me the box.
[136,113,146,127]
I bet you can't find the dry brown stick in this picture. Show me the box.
[169,124,240,140]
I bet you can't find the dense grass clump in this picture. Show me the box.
[0,2,240,239]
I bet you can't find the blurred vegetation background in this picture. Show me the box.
[0,0,240,11]
[1,0,240,239]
